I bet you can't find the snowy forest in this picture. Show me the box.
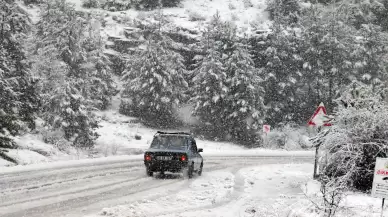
[2,0,388,192]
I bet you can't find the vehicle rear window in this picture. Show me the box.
[150,136,188,150]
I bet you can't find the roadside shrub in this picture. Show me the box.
[262,124,311,150]
[243,0,253,8]
[317,82,388,192]
[229,3,236,10]
[82,0,100,8]
[132,0,182,10]
[187,10,206,21]
[102,0,131,11]
[23,0,42,5]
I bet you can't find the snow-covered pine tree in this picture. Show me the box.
[192,14,266,143]
[266,0,301,25]
[81,16,117,110]
[354,23,388,89]
[370,0,388,31]
[122,33,188,127]
[191,16,230,138]
[262,21,305,125]
[44,81,99,148]
[191,41,228,136]
[300,4,356,113]
[224,37,266,144]
[37,0,116,107]
[0,0,40,150]
[32,0,106,147]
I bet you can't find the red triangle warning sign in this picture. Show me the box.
[308,102,332,127]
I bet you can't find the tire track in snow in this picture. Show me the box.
[102,158,313,217]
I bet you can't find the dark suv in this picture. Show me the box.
[144,131,203,178]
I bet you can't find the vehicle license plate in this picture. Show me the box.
[157,156,172,160]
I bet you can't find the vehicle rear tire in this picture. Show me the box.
[187,164,194,179]
[146,168,153,177]
[198,162,203,176]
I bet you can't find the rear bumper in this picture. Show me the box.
[145,160,188,172]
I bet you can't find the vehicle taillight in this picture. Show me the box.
[145,154,152,161]
[180,155,187,161]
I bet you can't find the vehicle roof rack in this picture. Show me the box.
[154,131,192,136]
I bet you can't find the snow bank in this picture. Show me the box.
[5,149,48,165]
[14,134,59,156]
[0,155,141,174]
[0,157,14,167]
[202,149,314,157]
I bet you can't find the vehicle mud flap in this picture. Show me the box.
[183,163,194,179]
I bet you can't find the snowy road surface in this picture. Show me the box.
[0,155,313,217]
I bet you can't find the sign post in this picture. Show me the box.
[308,102,332,179]
[262,125,270,146]
[263,125,271,134]
[372,158,388,217]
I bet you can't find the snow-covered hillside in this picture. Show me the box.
[64,0,271,37]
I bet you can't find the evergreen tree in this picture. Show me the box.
[300,5,356,112]
[192,39,228,135]
[354,23,388,89]
[224,38,266,143]
[122,33,188,126]
[43,81,99,148]
[82,16,117,109]
[266,0,301,25]
[191,15,231,138]
[192,15,265,143]
[262,22,305,125]
[31,0,111,147]
[0,0,40,149]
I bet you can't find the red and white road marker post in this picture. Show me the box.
[308,102,332,179]
[262,124,271,145]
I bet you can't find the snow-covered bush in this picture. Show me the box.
[102,0,131,11]
[262,124,311,150]
[229,3,236,10]
[23,0,42,5]
[243,0,253,8]
[317,82,388,192]
[319,175,348,217]
[187,10,206,21]
[82,0,100,8]
[131,0,182,10]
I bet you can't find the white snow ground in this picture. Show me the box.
[85,164,313,217]
[0,155,313,217]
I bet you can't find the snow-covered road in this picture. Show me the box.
[0,155,313,217]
